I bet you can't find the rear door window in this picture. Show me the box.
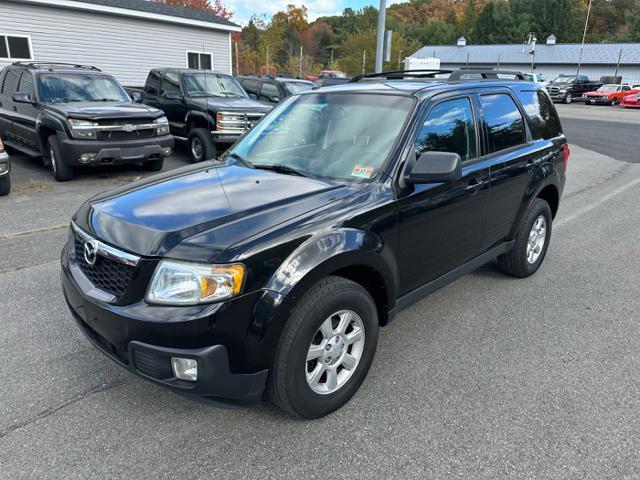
[1,68,20,95]
[480,94,526,153]
[160,72,181,94]
[415,97,477,162]
[17,71,34,97]
[259,82,280,102]
[241,78,259,95]
[516,90,562,140]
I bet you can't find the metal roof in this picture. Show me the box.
[411,43,640,65]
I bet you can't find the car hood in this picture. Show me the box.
[44,101,164,120]
[191,96,271,112]
[75,164,354,261]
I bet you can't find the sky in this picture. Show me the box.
[228,0,399,26]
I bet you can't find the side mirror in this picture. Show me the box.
[130,92,142,103]
[163,91,183,101]
[248,93,257,100]
[405,151,462,184]
[13,92,33,104]
[269,95,280,103]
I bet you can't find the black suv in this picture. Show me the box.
[237,75,315,104]
[0,62,174,181]
[62,69,568,418]
[141,69,271,162]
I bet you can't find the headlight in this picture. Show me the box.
[68,118,98,139]
[146,260,245,305]
[154,116,170,135]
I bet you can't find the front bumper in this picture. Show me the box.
[61,242,268,404]
[585,97,612,104]
[59,134,174,166]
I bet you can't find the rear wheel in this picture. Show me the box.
[497,198,552,278]
[48,135,74,182]
[188,128,216,163]
[0,175,10,196]
[268,276,379,418]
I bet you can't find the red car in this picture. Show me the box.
[621,93,640,108]
[583,84,639,105]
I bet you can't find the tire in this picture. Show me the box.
[497,198,553,278]
[48,135,74,181]
[0,175,10,196]
[610,98,617,106]
[141,157,164,171]
[563,92,573,104]
[188,128,216,163]
[268,276,379,419]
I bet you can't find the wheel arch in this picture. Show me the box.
[536,184,559,219]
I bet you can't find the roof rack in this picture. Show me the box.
[349,68,527,83]
[11,61,101,71]
[349,69,453,82]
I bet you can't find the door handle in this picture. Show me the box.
[12,106,17,112]
[466,178,482,195]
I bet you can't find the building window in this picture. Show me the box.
[0,35,33,60]
[187,51,212,70]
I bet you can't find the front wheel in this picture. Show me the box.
[563,92,573,104]
[48,135,74,181]
[268,276,379,418]
[188,128,216,163]
[497,198,552,278]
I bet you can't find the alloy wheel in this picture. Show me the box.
[526,215,547,264]
[305,310,365,395]
[191,137,203,161]
[50,147,57,175]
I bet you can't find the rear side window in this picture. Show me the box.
[259,82,279,102]
[241,78,259,95]
[480,94,526,153]
[415,97,477,162]
[517,90,562,140]
[145,71,161,94]
[17,72,34,96]
[160,72,181,94]
[1,68,20,94]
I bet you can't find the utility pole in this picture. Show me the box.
[299,45,304,78]
[375,0,386,72]
[398,49,402,70]
[577,0,592,75]
[362,49,366,74]
[330,48,334,69]
[235,41,239,75]
[266,45,270,75]
[614,48,622,78]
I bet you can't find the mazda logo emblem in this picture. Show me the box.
[83,240,98,266]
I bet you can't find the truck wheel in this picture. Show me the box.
[268,276,379,419]
[188,128,216,163]
[48,135,74,182]
[0,175,10,196]
[141,158,164,171]
[497,198,552,278]
[563,92,573,104]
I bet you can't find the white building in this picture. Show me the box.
[410,35,640,85]
[0,0,241,85]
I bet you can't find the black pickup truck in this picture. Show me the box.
[140,69,271,162]
[0,62,174,181]
[546,75,603,104]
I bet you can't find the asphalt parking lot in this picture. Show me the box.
[1,105,640,479]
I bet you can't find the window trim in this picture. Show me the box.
[185,50,213,70]
[0,34,33,60]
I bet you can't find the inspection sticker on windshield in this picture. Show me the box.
[351,165,374,179]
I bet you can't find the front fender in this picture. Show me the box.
[185,110,215,128]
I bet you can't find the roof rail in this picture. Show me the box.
[448,68,526,80]
[11,61,101,71]
[349,69,454,82]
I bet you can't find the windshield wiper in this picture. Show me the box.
[226,152,254,168]
[253,163,313,178]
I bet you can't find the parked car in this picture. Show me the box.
[237,76,315,105]
[306,70,348,81]
[0,62,174,181]
[523,73,547,86]
[546,74,603,103]
[62,69,567,418]
[0,137,10,195]
[141,69,271,163]
[620,93,640,108]
[583,84,639,105]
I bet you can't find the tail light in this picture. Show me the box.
[562,143,570,171]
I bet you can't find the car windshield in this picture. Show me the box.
[229,93,414,182]
[183,73,246,98]
[597,85,620,92]
[37,74,129,103]
[550,76,575,84]
[284,81,314,95]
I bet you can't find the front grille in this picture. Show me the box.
[97,129,155,141]
[74,232,136,299]
[95,118,157,141]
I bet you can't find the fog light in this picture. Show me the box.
[171,357,197,381]
[162,147,172,156]
[79,153,96,164]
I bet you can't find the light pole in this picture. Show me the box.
[375,0,386,73]
[577,0,592,75]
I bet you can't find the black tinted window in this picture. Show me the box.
[481,94,526,152]
[2,69,20,94]
[415,97,477,161]
[241,79,259,94]
[17,72,34,96]
[259,82,279,102]
[161,72,181,94]
[517,90,562,140]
